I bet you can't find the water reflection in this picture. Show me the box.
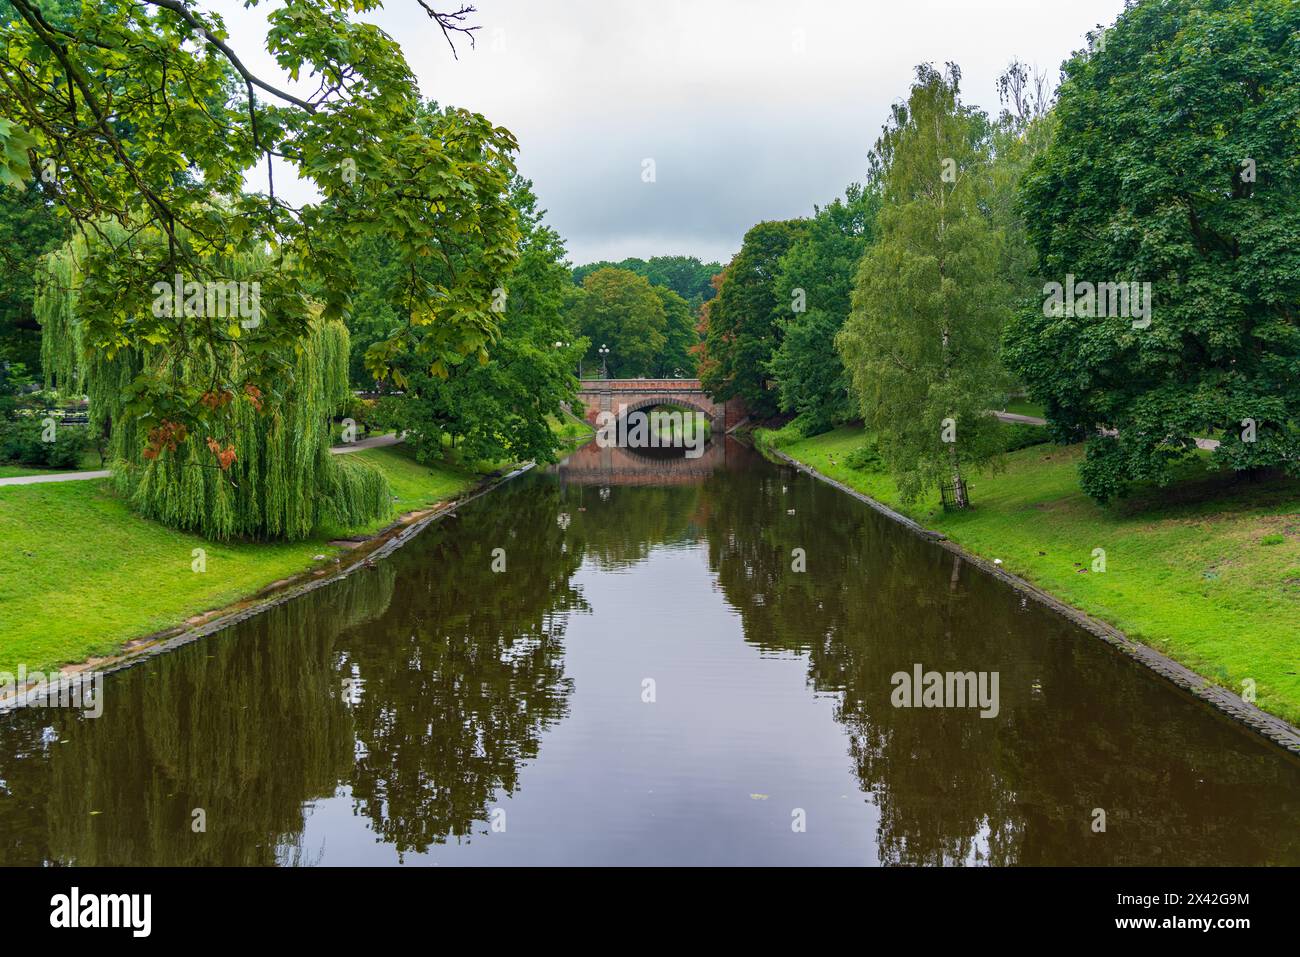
[0,570,368,865]
[0,438,1297,865]
[0,479,582,864]
[702,453,1300,864]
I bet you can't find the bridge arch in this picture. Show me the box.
[616,396,715,425]
[574,379,740,433]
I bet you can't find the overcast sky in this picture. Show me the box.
[213,0,1125,266]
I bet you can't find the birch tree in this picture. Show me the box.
[837,64,1008,506]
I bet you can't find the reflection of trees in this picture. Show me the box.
[704,465,1300,865]
[340,478,583,855]
[548,437,764,570]
[0,565,389,865]
[557,482,701,569]
[0,476,588,865]
[0,714,57,866]
[3,459,1298,866]
[701,467,1017,864]
[990,642,1300,865]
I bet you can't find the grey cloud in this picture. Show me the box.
[219,0,1127,266]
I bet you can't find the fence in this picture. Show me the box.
[939,479,971,511]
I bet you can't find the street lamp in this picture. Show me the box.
[598,344,610,378]
[555,340,582,378]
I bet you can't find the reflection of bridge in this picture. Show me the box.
[574,379,744,431]
[552,436,743,486]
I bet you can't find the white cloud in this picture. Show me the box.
[211,0,1126,265]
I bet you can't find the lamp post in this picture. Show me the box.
[555,340,582,378]
[598,344,610,378]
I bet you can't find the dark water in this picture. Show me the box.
[2,437,1298,866]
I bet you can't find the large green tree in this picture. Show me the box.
[0,0,518,459]
[651,284,697,377]
[38,230,389,541]
[379,177,584,465]
[568,267,666,378]
[699,219,808,418]
[990,59,1056,314]
[1004,0,1300,502]
[342,232,404,390]
[0,180,65,376]
[768,183,880,434]
[0,2,82,379]
[572,255,720,312]
[836,64,1008,507]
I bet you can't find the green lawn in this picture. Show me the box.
[1002,398,1046,419]
[323,444,481,537]
[0,449,105,478]
[0,465,52,478]
[763,425,1300,725]
[0,444,482,676]
[553,410,596,444]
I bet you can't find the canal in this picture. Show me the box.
[1,437,1298,865]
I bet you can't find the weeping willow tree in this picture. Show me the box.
[37,232,390,541]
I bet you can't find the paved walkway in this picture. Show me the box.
[0,422,1218,487]
[329,432,404,454]
[0,469,112,486]
[0,433,406,487]
[993,411,1220,450]
[993,411,1047,426]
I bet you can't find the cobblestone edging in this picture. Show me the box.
[770,449,1300,758]
[0,464,535,712]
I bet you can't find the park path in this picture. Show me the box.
[328,432,404,454]
[0,469,112,486]
[993,410,1216,452]
[993,410,1220,450]
[0,433,406,487]
[0,421,1221,487]
[994,411,1047,426]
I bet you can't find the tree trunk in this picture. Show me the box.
[948,442,969,508]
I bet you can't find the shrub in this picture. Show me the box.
[340,394,378,435]
[845,438,884,471]
[1002,423,1053,453]
[0,417,89,469]
[757,419,805,451]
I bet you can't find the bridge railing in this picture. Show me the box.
[577,379,703,391]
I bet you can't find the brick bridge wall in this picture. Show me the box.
[574,379,745,431]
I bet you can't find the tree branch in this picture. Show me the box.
[143,0,318,112]
[414,1,480,59]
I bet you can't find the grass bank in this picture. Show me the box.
[0,444,484,676]
[0,449,104,479]
[1001,398,1045,419]
[552,410,596,444]
[759,424,1300,725]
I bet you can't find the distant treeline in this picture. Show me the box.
[571,256,721,313]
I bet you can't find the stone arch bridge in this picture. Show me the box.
[574,379,745,432]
